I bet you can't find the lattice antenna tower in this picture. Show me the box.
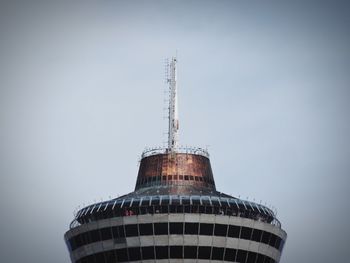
[167,57,179,152]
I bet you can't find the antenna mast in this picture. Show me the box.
[167,57,179,152]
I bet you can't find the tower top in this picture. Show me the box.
[167,57,179,152]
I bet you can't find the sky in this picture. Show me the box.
[0,1,350,262]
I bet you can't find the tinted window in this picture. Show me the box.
[82,232,90,245]
[128,247,141,261]
[182,198,190,205]
[198,246,211,259]
[247,252,257,263]
[265,257,275,263]
[116,248,128,262]
[185,223,199,235]
[156,246,168,259]
[214,224,227,236]
[256,254,265,263]
[261,231,271,244]
[170,246,183,258]
[139,223,153,235]
[95,252,105,263]
[90,229,100,243]
[170,222,183,234]
[252,229,262,242]
[224,248,236,261]
[184,246,197,259]
[200,223,213,235]
[236,249,247,263]
[104,250,116,263]
[211,247,224,260]
[125,224,138,237]
[142,246,154,260]
[118,225,125,238]
[101,228,112,240]
[154,223,168,235]
[228,225,240,238]
[269,234,277,247]
[240,227,252,240]
[112,226,119,239]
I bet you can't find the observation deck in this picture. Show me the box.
[136,147,214,191]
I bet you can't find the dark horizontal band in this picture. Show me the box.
[76,246,276,263]
[68,222,285,252]
[76,203,276,227]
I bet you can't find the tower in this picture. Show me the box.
[64,58,287,263]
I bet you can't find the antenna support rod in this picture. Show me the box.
[168,57,179,151]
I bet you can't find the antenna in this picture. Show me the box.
[167,56,179,152]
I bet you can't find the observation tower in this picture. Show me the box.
[64,57,287,263]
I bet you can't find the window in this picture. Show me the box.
[139,223,153,235]
[256,254,265,263]
[69,238,76,250]
[265,257,275,263]
[261,231,271,244]
[170,222,183,234]
[185,223,199,235]
[182,197,190,205]
[156,246,168,259]
[252,229,262,242]
[269,234,277,247]
[151,197,160,205]
[211,247,224,260]
[170,246,183,258]
[179,175,183,180]
[189,176,194,180]
[101,228,112,240]
[236,249,247,263]
[240,227,252,240]
[228,225,240,238]
[94,252,105,263]
[125,224,138,237]
[184,175,189,180]
[247,252,257,263]
[198,246,211,259]
[104,250,117,263]
[161,205,169,213]
[162,197,170,205]
[224,248,236,261]
[89,229,100,243]
[154,223,168,235]
[275,237,282,250]
[176,205,183,213]
[116,248,128,262]
[82,232,90,244]
[200,223,213,235]
[169,205,176,213]
[112,226,119,239]
[142,246,154,260]
[118,225,125,238]
[214,224,227,236]
[184,246,197,258]
[205,206,213,214]
[128,247,141,261]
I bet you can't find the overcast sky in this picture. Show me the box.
[1,1,350,263]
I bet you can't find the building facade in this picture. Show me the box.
[64,58,287,263]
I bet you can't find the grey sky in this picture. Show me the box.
[1,1,349,263]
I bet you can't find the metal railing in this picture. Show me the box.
[141,146,210,159]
